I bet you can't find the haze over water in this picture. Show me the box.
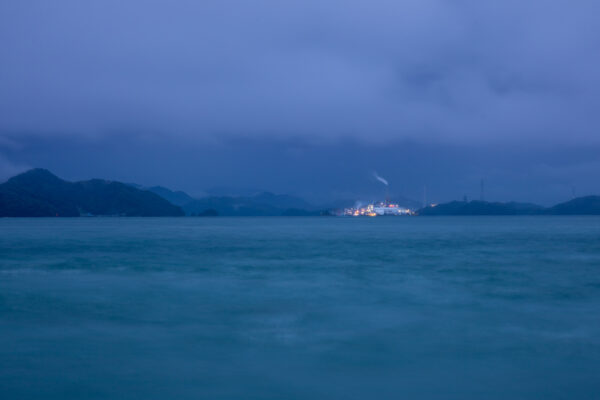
[1,217,600,399]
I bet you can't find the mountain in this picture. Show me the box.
[418,200,544,215]
[183,192,319,216]
[247,192,315,210]
[136,182,324,216]
[546,196,600,215]
[0,169,184,217]
[184,196,274,216]
[419,197,600,216]
[146,186,195,207]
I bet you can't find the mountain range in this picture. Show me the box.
[145,185,322,216]
[419,197,600,215]
[0,169,329,217]
[0,169,184,217]
[1,169,599,217]
[418,200,545,216]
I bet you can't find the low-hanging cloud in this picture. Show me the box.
[1,0,599,145]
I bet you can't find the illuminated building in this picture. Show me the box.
[343,202,413,217]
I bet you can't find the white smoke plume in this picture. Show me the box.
[373,172,388,186]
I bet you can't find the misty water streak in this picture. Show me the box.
[1,217,599,399]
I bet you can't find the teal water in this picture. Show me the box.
[1,217,600,399]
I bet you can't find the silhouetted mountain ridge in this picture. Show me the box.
[2,169,599,217]
[0,169,184,217]
[546,196,600,215]
[146,186,196,207]
[419,198,600,215]
[182,192,321,216]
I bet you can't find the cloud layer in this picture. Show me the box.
[1,0,599,144]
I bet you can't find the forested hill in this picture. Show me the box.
[0,169,184,217]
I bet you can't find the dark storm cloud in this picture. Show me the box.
[1,0,599,144]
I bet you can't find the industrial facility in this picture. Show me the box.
[343,202,414,217]
[341,173,415,216]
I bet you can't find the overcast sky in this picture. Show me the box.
[1,0,599,204]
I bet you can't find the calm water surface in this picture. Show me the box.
[1,217,600,399]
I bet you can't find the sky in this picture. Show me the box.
[1,0,599,205]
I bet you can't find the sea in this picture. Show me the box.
[1,216,599,399]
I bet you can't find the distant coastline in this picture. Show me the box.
[1,169,600,217]
[418,197,600,216]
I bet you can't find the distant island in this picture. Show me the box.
[1,169,599,217]
[419,198,600,215]
[418,200,544,216]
